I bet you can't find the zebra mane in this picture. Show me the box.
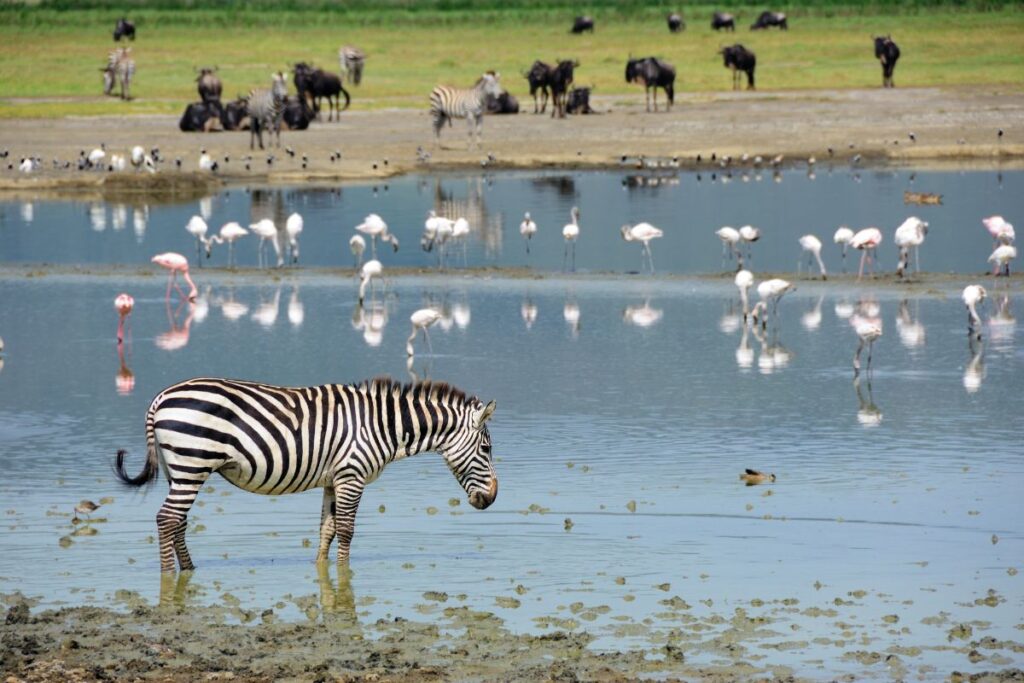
[360,376,474,406]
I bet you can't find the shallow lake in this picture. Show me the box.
[0,268,1020,678]
[0,167,1017,274]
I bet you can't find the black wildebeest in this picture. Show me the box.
[220,97,250,131]
[711,12,735,31]
[549,59,578,118]
[751,11,787,30]
[874,35,901,88]
[293,62,350,122]
[196,67,222,104]
[566,87,596,115]
[179,100,224,132]
[720,44,756,90]
[113,17,135,41]
[667,12,685,32]
[486,91,520,114]
[524,60,554,113]
[625,57,676,112]
[281,96,314,130]
[571,16,594,33]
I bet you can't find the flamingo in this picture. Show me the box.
[834,226,855,269]
[963,284,987,339]
[358,259,383,305]
[114,293,134,343]
[355,213,398,257]
[211,221,248,267]
[421,210,441,252]
[285,212,303,264]
[563,206,580,272]
[349,234,366,269]
[249,218,283,268]
[735,269,754,319]
[151,252,197,302]
[894,217,928,277]
[185,215,211,263]
[520,212,537,253]
[849,227,883,280]
[798,234,827,279]
[851,314,882,375]
[738,224,761,262]
[751,278,794,329]
[406,308,442,356]
[621,222,664,273]
[715,226,741,264]
[989,244,1017,276]
[982,216,1015,245]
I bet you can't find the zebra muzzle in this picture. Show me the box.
[469,477,498,510]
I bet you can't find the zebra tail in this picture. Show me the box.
[114,403,160,487]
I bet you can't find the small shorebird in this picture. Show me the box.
[740,469,776,486]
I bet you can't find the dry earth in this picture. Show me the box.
[1,86,1022,197]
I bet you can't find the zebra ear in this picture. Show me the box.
[474,400,496,429]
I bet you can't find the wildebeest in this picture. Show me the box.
[179,100,224,132]
[524,60,554,113]
[293,62,350,121]
[220,97,250,131]
[720,44,756,90]
[874,35,901,88]
[566,87,596,115]
[751,11,787,30]
[667,13,685,32]
[625,57,675,112]
[281,96,313,130]
[571,16,594,33]
[549,59,578,118]
[113,17,135,41]
[485,91,520,114]
[711,12,735,31]
[196,67,222,104]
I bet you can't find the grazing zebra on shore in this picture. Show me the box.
[430,72,503,149]
[103,47,135,100]
[247,72,288,150]
[115,376,499,572]
[338,45,367,86]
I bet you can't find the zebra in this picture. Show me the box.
[246,72,288,150]
[338,45,366,86]
[103,47,135,100]
[430,72,503,150]
[114,376,499,572]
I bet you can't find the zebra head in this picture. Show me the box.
[443,398,498,510]
[478,72,503,100]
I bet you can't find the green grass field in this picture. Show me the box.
[1,4,1022,118]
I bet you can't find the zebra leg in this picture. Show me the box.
[333,473,365,564]
[316,486,336,561]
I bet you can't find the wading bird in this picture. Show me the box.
[894,216,928,277]
[358,259,383,305]
[286,212,303,264]
[750,278,794,329]
[184,215,212,264]
[738,224,761,262]
[798,234,827,279]
[621,222,664,273]
[520,212,537,253]
[989,244,1017,277]
[151,252,197,301]
[962,284,986,339]
[735,269,754,319]
[356,213,398,257]
[982,215,1014,245]
[849,227,883,280]
[349,234,366,269]
[715,226,741,264]
[563,206,580,272]
[212,221,248,267]
[739,469,775,486]
[406,307,442,356]
[114,292,134,343]
[248,218,283,268]
[833,226,855,269]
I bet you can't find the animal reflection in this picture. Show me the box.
[896,299,926,349]
[288,286,305,327]
[521,297,538,330]
[564,296,580,338]
[987,294,1015,348]
[216,288,250,321]
[116,337,135,395]
[155,298,195,351]
[352,300,388,347]
[801,295,823,331]
[851,303,882,376]
[853,375,883,427]
[735,324,754,370]
[623,300,663,328]
[251,288,281,328]
[963,336,985,394]
[752,324,792,375]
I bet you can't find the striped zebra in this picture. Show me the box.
[430,71,503,150]
[102,47,135,101]
[247,72,288,150]
[338,45,366,86]
[115,376,499,572]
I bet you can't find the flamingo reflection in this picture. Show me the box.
[155,298,194,351]
[89,204,106,232]
[20,202,33,223]
[752,324,792,375]
[854,375,883,427]
[801,296,824,331]
[963,336,985,394]
[623,300,663,328]
[133,206,148,241]
[115,339,135,396]
[564,296,580,338]
[351,300,387,347]
[452,300,471,330]
[111,204,127,231]
[521,297,538,330]
[288,286,305,327]
[217,289,250,321]
[252,288,281,328]
[988,294,1015,348]
[736,324,754,370]
[896,299,926,349]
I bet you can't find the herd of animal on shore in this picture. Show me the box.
[91,11,904,149]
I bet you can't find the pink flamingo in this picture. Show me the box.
[849,227,883,280]
[114,292,134,343]
[151,252,197,301]
[982,216,1014,246]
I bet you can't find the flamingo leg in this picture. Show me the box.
[853,338,864,374]
[424,328,434,355]
[571,242,576,273]
[563,242,569,272]
[165,272,174,300]
[857,250,867,280]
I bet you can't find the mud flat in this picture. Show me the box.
[1,86,1022,195]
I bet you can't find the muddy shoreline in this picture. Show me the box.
[1,86,1022,197]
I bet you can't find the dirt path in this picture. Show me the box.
[1,85,1022,194]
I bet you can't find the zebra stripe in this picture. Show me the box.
[429,72,502,149]
[115,377,498,572]
[247,73,288,150]
[104,48,134,100]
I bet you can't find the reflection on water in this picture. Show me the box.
[0,276,1021,677]
[2,168,1017,274]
